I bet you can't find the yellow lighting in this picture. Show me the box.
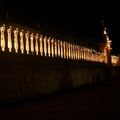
[60,41,63,58]
[0,24,6,51]
[58,40,60,57]
[44,36,47,56]
[70,44,73,59]
[63,41,66,58]
[54,40,57,57]
[7,26,12,52]
[66,42,68,59]
[35,34,39,55]
[51,38,54,57]
[14,28,19,53]
[39,35,43,56]
[47,37,51,57]
[20,30,24,54]
[30,33,34,54]
[25,31,30,54]
[68,43,71,59]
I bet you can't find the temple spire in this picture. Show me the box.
[101,20,112,65]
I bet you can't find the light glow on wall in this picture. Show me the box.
[1,24,118,65]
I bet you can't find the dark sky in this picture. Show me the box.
[2,0,120,54]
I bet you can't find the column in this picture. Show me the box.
[72,44,75,59]
[80,46,82,59]
[58,40,60,57]
[71,44,73,59]
[60,41,63,58]
[39,35,43,56]
[20,30,24,53]
[47,37,51,57]
[30,33,34,54]
[78,46,80,60]
[54,39,57,57]
[66,42,68,59]
[25,31,29,54]
[51,38,54,57]
[63,41,66,58]
[75,45,77,60]
[7,26,12,52]
[0,24,6,51]
[68,43,71,59]
[14,28,19,53]
[35,34,39,55]
[44,36,47,56]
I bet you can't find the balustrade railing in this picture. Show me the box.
[0,24,107,63]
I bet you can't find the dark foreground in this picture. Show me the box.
[0,79,120,120]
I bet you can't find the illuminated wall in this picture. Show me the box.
[0,24,118,65]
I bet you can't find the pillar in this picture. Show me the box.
[0,24,5,51]
[25,31,30,54]
[58,40,60,57]
[30,33,34,54]
[14,28,19,53]
[47,37,51,57]
[39,35,43,56]
[54,39,57,57]
[20,30,24,54]
[7,26,12,52]
[51,38,54,57]
[60,41,63,58]
[35,34,39,55]
[44,36,47,56]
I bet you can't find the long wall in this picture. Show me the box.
[0,53,108,103]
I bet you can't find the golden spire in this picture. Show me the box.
[101,20,112,50]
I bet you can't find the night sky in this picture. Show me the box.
[2,0,120,55]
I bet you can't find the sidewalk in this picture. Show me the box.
[0,79,120,120]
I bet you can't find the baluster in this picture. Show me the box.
[14,28,19,53]
[63,41,66,58]
[51,38,54,57]
[78,46,80,60]
[0,24,6,51]
[66,42,68,59]
[44,36,47,56]
[30,33,34,54]
[71,44,73,59]
[47,37,51,57]
[58,40,60,57]
[60,41,63,58]
[39,35,43,56]
[7,26,12,52]
[68,43,71,59]
[54,39,57,57]
[25,31,29,54]
[20,30,24,53]
[35,34,39,55]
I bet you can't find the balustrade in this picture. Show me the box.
[0,24,107,64]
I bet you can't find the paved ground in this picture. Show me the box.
[0,79,120,120]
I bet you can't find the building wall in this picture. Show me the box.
[0,53,108,103]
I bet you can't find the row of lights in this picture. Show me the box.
[0,24,106,63]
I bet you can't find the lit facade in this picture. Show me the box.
[0,24,119,65]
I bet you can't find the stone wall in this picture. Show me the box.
[0,52,108,103]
